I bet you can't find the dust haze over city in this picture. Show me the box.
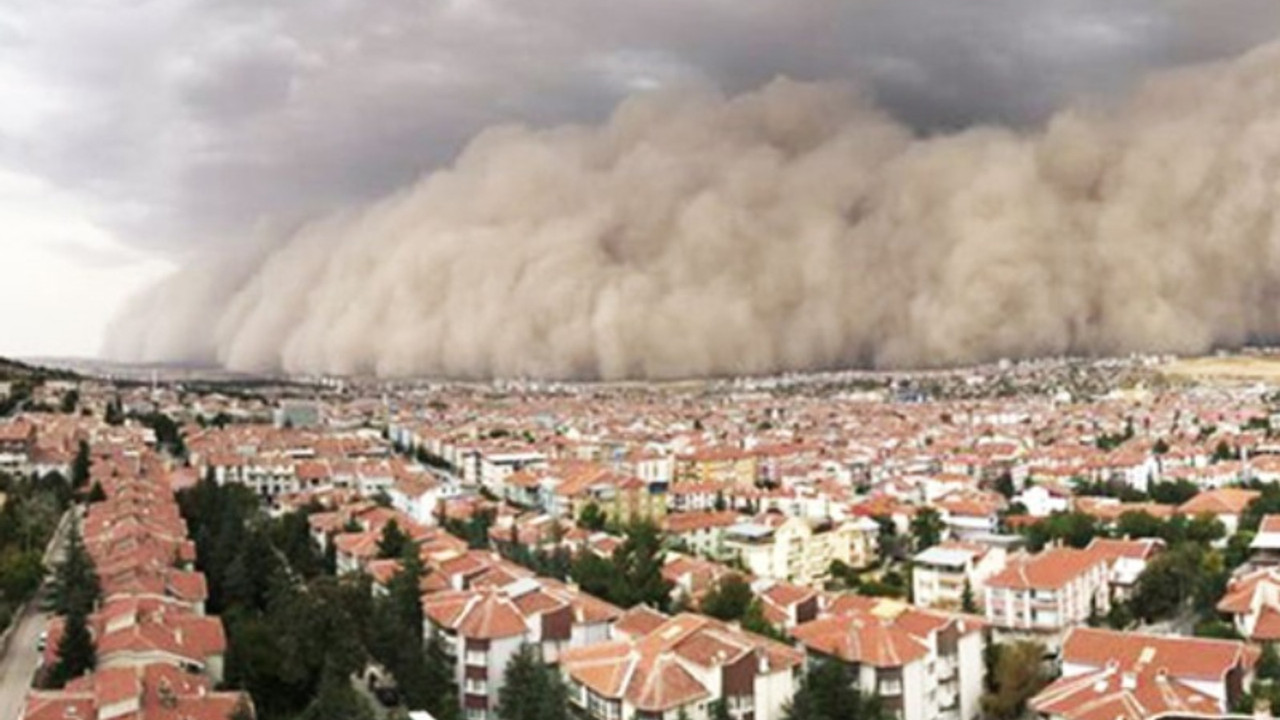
[5,1,1280,379]
[21,5,1280,720]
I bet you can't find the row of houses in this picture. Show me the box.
[20,442,253,720]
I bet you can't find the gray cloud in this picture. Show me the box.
[3,0,1279,254]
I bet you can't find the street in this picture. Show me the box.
[0,599,51,720]
[0,508,75,720]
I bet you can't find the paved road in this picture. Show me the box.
[0,508,75,720]
[0,599,51,720]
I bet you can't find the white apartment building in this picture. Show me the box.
[912,542,1007,611]
[791,597,987,720]
[984,547,1110,649]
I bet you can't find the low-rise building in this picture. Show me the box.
[790,596,987,720]
[560,612,803,720]
[1084,537,1163,601]
[912,541,1007,611]
[423,576,622,719]
[20,663,252,720]
[1030,627,1254,720]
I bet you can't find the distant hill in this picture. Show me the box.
[0,356,79,384]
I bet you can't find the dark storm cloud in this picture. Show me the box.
[3,0,1279,257]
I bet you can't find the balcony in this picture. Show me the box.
[878,681,903,697]
[935,658,957,681]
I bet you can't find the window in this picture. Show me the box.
[587,692,620,720]
[466,709,488,720]
[466,649,489,667]
[465,679,489,695]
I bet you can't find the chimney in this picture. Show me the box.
[1120,673,1137,691]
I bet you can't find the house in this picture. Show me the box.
[20,663,252,720]
[984,547,1110,648]
[1014,483,1072,518]
[387,474,449,526]
[754,580,820,629]
[608,475,667,525]
[0,419,36,474]
[1217,567,1280,642]
[790,596,987,720]
[912,541,1007,611]
[422,576,623,718]
[1029,627,1254,720]
[1177,488,1260,537]
[663,511,741,559]
[1248,514,1280,568]
[559,612,804,720]
[934,492,1004,541]
[44,598,229,683]
[676,448,759,487]
[1084,537,1164,601]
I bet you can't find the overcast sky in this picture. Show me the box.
[3,0,1280,358]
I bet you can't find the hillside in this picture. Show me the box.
[0,357,78,383]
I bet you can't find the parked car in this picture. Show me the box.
[36,630,47,652]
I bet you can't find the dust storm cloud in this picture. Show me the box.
[106,41,1280,379]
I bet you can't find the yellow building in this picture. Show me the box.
[725,516,879,585]
[676,448,758,488]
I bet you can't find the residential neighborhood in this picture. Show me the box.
[6,355,1280,720]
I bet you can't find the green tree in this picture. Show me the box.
[981,641,1047,720]
[104,398,124,426]
[1115,511,1164,539]
[1260,643,1280,682]
[377,519,410,560]
[994,473,1015,499]
[709,700,733,720]
[70,440,90,490]
[783,658,886,720]
[52,525,101,616]
[1106,601,1134,630]
[579,502,607,532]
[910,508,944,551]
[608,521,674,610]
[961,579,977,614]
[700,574,754,621]
[59,389,79,414]
[497,644,569,720]
[49,603,96,687]
[298,662,377,720]
[741,600,788,642]
[569,551,615,601]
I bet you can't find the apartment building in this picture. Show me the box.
[912,541,1007,611]
[663,511,741,559]
[790,596,987,720]
[724,516,877,585]
[984,547,1109,648]
[559,612,804,720]
[422,576,622,719]
[1030,627,1254,720]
